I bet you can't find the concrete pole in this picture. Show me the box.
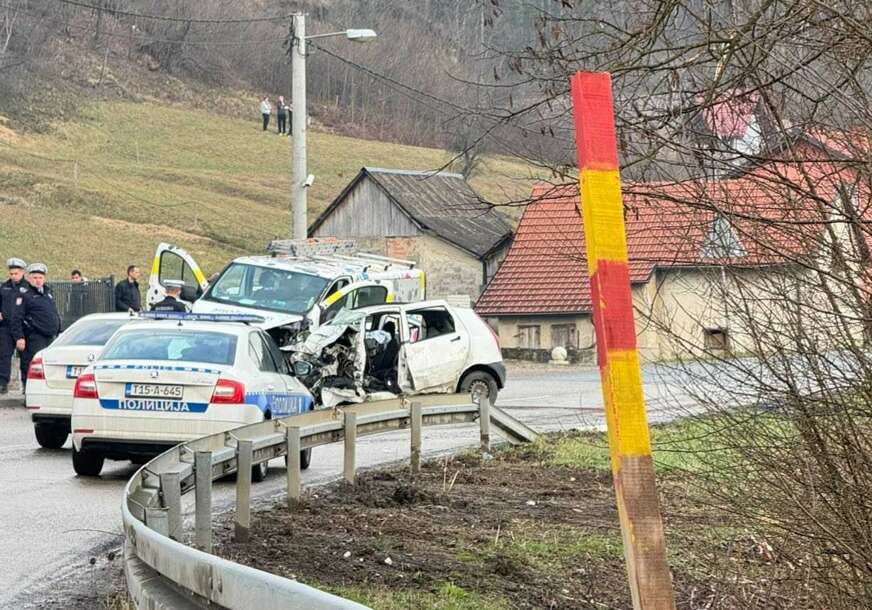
[343,411,357,484]
[478,394,491,453]
[194,450,213,552]
[291,13,308,240]
[286,426,302,506]
[410,402,422,475]
[235,440,253,543]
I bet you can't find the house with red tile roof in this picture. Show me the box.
[475,167,869,362]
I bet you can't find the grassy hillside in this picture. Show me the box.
[0,101,538,281]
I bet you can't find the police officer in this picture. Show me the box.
[13,263,61,391]
[151,280,189,313]
[0,258,29,394]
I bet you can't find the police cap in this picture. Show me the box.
[26,262,48,275]
[6,258,26,270]
[163,279,185,289]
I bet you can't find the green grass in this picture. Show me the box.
[0,100,539,281]
[322,582,510,610]
[539,416,743,475]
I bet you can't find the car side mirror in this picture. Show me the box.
[293,361,313,377]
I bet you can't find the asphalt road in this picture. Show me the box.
[0,362,701,608]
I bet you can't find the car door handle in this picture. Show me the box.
[451,336,461,342]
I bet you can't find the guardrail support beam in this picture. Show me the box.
[479,394,491,453]
[144,507,169,537]
[159,471,182,541]
[286,426,302,506]
[410,402,422,475]
[235,439,253,542]
[194,450,213,552]
[343,411,357,485]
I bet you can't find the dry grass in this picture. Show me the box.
[0,101,540,281]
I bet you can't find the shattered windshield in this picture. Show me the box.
[204,263,330,315]
[330,309,367,326]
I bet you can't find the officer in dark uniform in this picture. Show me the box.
[151,280,189,313]
[0,258,29,394]
[13,263,61,391]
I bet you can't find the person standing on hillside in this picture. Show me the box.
[13,263,60,391]
[0,258,30,394]
[114,265,142,313]
[276,95,288,135]
[260,96,272,131]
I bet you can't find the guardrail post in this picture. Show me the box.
[343,411,357,485]
[410,402,422,476]
[159,471,182,541]
[479,394,491,453]
[235,439,253,542]
[144,507,169,537]
[286,426,302,507]
[195,450,213,552]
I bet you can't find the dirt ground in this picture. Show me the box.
[214,437,792,610]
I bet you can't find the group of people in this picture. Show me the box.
[260,95,293,135]
[0,258,62,394]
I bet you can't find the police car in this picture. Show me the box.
[70,313,315,478]
[26,312,134,449]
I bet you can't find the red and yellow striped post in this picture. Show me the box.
[570,71,676,609]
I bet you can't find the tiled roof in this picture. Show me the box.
[310,168,513,258]
[475,174,853,316]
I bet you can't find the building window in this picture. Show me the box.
[703,327,730,353]
[551,324,578,349]
[517,325,541,349]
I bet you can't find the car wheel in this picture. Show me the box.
[34,424,68,449]
[72,447,104,477]
[284,448,313,471]
[460,371,499,403]
[251,461,269,483]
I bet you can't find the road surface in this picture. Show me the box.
[0,362,701,608]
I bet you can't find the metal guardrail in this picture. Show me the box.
[122,393,538,610]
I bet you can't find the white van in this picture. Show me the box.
[147,240,426,346]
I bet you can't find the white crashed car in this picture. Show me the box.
[71,313,315,478]
[288,300,506,407]
[26,312,134,449]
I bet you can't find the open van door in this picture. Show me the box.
[317,281,391,325]
[147,243,210,309]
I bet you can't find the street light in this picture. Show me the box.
[290,16,378,240]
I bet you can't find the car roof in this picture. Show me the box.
[349,300,454,314]
[74,312,139,322]
[116,320,257,336]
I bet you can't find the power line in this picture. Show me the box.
[0,2,287,46]
[53,0,293,25]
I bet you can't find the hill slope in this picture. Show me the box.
[0,101,537,281]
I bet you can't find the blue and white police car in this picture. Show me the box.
[70,313,314,478]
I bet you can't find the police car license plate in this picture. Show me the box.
[125,383,184,399]
[66,365,85,379]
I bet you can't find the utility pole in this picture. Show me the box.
[291,13,308,240]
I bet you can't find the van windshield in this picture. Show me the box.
[203,263,329,315]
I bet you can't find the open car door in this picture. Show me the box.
[317,281,391,325]
[147,243,210,308]
[399,305,468,394]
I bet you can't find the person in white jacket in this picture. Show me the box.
[259,97,272,131]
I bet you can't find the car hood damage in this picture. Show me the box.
[287,320,402,408]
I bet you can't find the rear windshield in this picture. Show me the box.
[53,318,129,347]
[101,330,238,366]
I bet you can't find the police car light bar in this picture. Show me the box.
[139,312,267,324]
